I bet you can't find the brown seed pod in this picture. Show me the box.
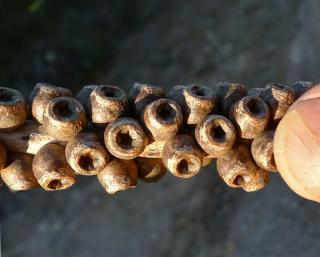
[168,85,216,125]
[1,153,38,191]
[90,85,128,127]
[129,82,166,117]
[65,132,110,175]
[139,139,166,158]
[75,85,98,115]
[216,143,269,192]
[97,158,138,194]
[291,81,315,99]
[0,142,7,169]
[195,114,236,157]
[104,118,148,159]
[229,96,270,139]
[0,120,55,154]
[43,97,87,140]
[214,82,247,116]
[29,83,72,124]
[0,87,27,131]
[136,157,167,183]
[262,83,296,124]
[251,130,277,171]
[143,98,183,141]
[32,143,76,191]
[162,134,203,178]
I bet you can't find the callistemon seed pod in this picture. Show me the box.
[168,85,216,125]
[97,158,138,194]
[129,82,166,117]
[251,130,277,171]
[195,114,236,157]
[32,143,76,191]
[291,81,315,99]
[65,132,110,175]
[90,85,128,127]
[1,153,38,191]
[143,98,183,140]
[0,87,27,131]
[136,157,166,183]
[0,120,55,154]
[75,85,98,115]
[214,82,247,116]
[104,118,148,159]
[29,83,72,124]
[216,143,269,192]
[139,139,166,158]
[162,134,203,178]
[262,83,296,124]
[0,142,7,169]
[229,96,270,139]
[43,97,87,140]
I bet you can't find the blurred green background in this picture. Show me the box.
[1,1,320,257]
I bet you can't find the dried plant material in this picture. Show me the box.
[136,157,167,182]
[291,81,315,99]
[139,139,166,158]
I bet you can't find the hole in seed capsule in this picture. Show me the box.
[246,98,266,117]
[157,102,176,123]
[233,175,244,186]
[190,85,207,96]
[47,179,62,190]
[78,154,100,172]
[116,131,133,150]
[0,89,16,102]
[100,86,122,98]
[270,154,276,168]
[177,159,196,175]
[52,100,74,118]
[210,125,226,143]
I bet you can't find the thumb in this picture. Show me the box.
[274,84,320,202]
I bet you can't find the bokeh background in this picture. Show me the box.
[1,0,320,256]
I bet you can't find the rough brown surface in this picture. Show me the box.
[136,157,167,182]
[1,153,38,191]
[65,132,110,175]
[32,143,76,191]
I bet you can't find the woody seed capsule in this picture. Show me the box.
[33,143,76,191]
[168,85,216,125]
[29,83,72,124]
[90,85,128,127]
[162,134,203,178]
[214,82,247,116]
[262,83,296,124]
[229,96,270,139]
[129,82,166,117]
[65,132,110,175]
[251,130,277,171]
[0,87,27,131]
[0,142,7,169]
[104,118,148,159]
[97,158,138,194]
[1,153,38,191]
[43,97,87,140]
[143,98,183,141]
[139,139,166,158]
[291,81,315,99]
[195,114,236,157]
[216,143,269,192]
[136,157,167,183]
[75,85,98,115]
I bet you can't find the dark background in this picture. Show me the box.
[1,0,320,256]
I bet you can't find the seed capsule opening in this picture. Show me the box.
[78,153,101,172]
[116,131,134,150]
[232,175,244,186]
[100,86,123,98]
[52,100,74,118]
[210,125,226,143]
[189,85,208,97]
[156,102,176,123]
[177,159,196,175]
[269,154,276,168]
[246,98,266,117]
[0,89,16,103]
[47,179,63,190]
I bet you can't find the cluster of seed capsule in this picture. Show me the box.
[0,81,314,194]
